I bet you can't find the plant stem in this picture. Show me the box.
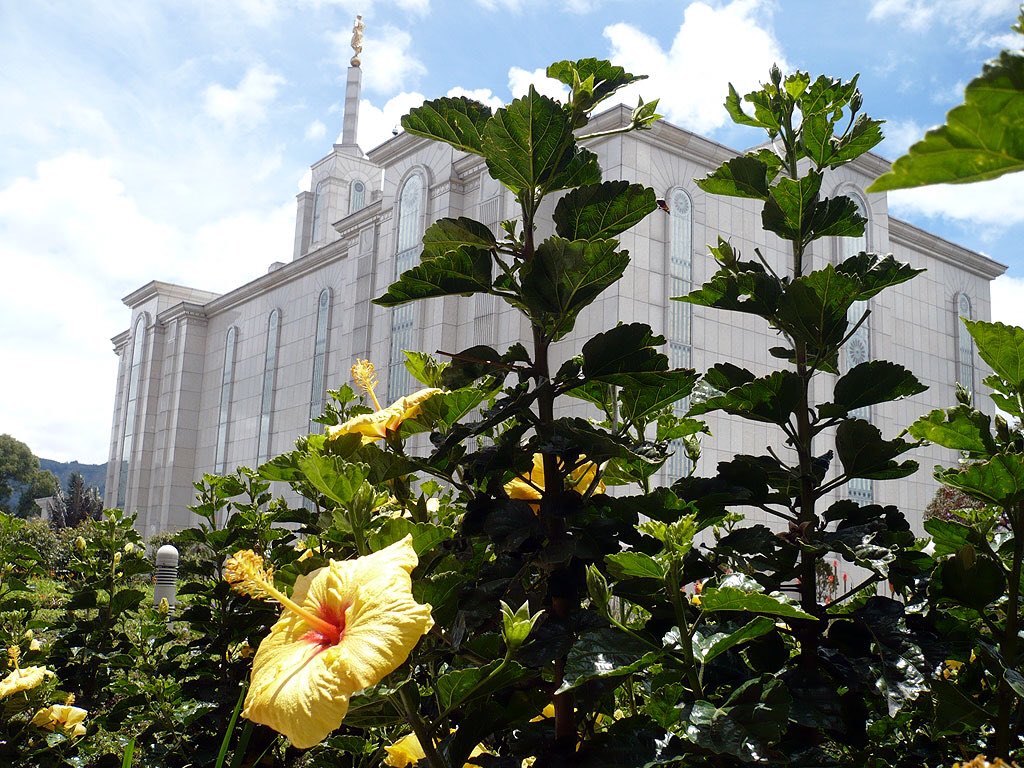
[397,685,449,768]
[994,501,1023,759]
[667,561,704,697]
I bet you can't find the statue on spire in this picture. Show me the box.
[350,15,364,68]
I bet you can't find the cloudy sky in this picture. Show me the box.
[2,0,1023,463]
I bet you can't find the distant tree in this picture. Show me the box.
[0,434,38,513]
[925,485,979,521]
[15,469,60,518]
[51,472,103,529]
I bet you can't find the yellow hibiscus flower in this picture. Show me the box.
[504,453,605,509]
[225,536,434,749]
[327,359,441,444]
[31,704,87,737]
[0,666,54,698]
[383,731,491,767]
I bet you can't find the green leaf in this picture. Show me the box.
[553,181,657,240]
[558,625,655,693]
[618,371,700,424]
[520,237,629,341]
[924,517,975,557]
[697,156,772,200]
[700,574,816,620]
[297,454,369,506]
[869,47,1024,190]
[832,114,885,165]
[690,370,802,426]
[417,387,491,431]
[581,323,667,380]
[548,58,645,109]
[724,83,768,129]
[401,96,492,156]
[367,518,453,557]
[936,452,1024,507]
[821,361,927,417]
[421,217,496,258]
[854,598,929,717]
[403,351,449,388]
[374,246,493,307]
[544,147,603,193]
[436,660,527,710]
[693,617,776,664]
[606,552,665,581]
[835,252,924,300]
[907,405,996,454]
[775,265,860,365]
[964,319,1024,390]
[761,171,823,242]
[935,552,1005,610]
[482,87,576,195]
[109,588,146,617]
[678,258,782,318]
[835,419,918,480]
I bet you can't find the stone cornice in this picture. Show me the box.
[110,330,130,350]
[367,131,427,166]
[332,199,382,238]
[202,236,351,315]
[889,218,1007,279]
[122,281,220,309]
[156,301,209,326]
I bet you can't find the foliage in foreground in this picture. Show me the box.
[3,36,1024,768]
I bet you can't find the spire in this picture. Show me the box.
[339,15,364,152]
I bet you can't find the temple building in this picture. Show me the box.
[104,26,1006,538]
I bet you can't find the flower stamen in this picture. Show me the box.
[352,359,383,411]
[224,550,340,640]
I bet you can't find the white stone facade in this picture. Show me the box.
[105,103,1006,540]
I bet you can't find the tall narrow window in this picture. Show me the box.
[258,310,280,463]
[215,327,237,474]
[389,174,423,401]
[840,194,872,504]
[116,316,147,508]
[350,180,366,214]
[956,293,975,399]
[311,180,328,245]
[309,289,332,432]
[666,188,693,482]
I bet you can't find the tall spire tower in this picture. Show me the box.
[338,14,364,154]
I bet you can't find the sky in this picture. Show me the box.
[2,0,1023,464]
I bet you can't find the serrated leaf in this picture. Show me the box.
[401,96,492,156]
[835,252,924,300]
[558,625,654,693]
[907,405,996,454]
[606,551,665,581]
[421,217,497,258]
[724,83,767,129]
[296,454,369,506]
[775,265,860,362]
[109,588,146,617]
[964,319,1024,390]
[835,419,918,480]
[697,156,772,200]
[553,181,656,240]
[820,360,927,417]
[581,323,667,380]
[923,517,975,557]
[700,574,816,620]
[374,246,493,307]
[832,115,885,165]
[678,264,783,317]
[869,47,1024,190]
[761,171,823,242]
[520,237,629,341]
[690,370,802,426]
[482,87,576,195]
[693,616,775,664]
[618,371,700,424]
[936,452,1024,507]
[403,351,449,388]
[548,58,644,107]
[436,660,528,710]
[367,518,453,557]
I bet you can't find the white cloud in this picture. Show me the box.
[992,274,1024,328]
[877,118,925,160]
[603,0,787,134]
[508,67,570,101]
[203,63,286,130]
[868,0,1018,31]
[447,86,504,112]
[332,25,426,94]
[305,119,327,140]
[0,152,293,462]
[355,91,427,150]
[887,173,1024,228]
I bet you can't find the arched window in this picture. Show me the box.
[350,180,366,214]
[389,174,424,401]
[116,315,147,508]
[311,180,328,245]
[309,289,332,431]
[956,293,975,399]
[839,192,872,504]
[258,309,280,463]
[666,188,693,482]
[215,326,237,474]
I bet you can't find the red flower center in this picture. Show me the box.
[303,602,347,648]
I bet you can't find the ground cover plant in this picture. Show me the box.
[4,17,1024,765]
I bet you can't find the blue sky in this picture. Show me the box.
[2,0,1022,463]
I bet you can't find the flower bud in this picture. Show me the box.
[124,543,135,555]
[29,639,41,652]
[74,536,87,553]
[500,600,544,654]
[586,565,611,618]
[24,630,33,640]
[157,597,170,616]
[112,551,122,567]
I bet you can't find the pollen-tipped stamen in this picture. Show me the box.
[224,550,339,639]
[352,358,383,411]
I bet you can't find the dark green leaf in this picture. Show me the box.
[606,552,665,581]
[553,181,656,240]
[544,147,603,193]
[724,83,767,129]
[761,171,823,242]
[109,588,146,617]
[693,617,775,664]
[936,452,1024,507]
[374,246,493,307]
[701,574,816,620]
[520,237,629,341]
[821,361,927,417]
[832,115,885,165]
[678,262,782,317]
[618,371,700,424]
[436,659,528,710]
[697,156,772,200]
[401,96,492,156]
[854,598,929,716]
[581,323,667,380]
[548,58,645,108]
[482,87,576,195]
[559,625,655,693]
[869,47,1024,189]
[576,716,684,767]
[296,455,368,506]
[965,319,1024,390]
[907,405,996,454]
[836,419,918,480]
[690,370,802,426]
[421,217,496,258]
[367,518,453,557]
[677,677,791,761]
[923,517,975,557]
[835,252,924,300]
[935,552,1005,609]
